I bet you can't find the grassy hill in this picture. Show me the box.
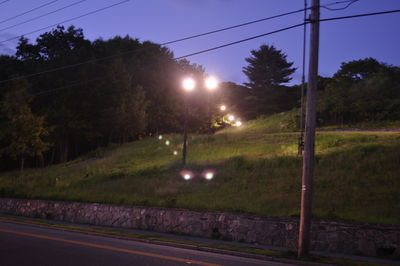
[0,112,399,224]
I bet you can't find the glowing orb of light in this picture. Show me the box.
[205,76,218,90]
[182,78,195,91]
[235,121,242,127]
[158,135,163,140]
[180,170,194,181]
[228,115,235,121]
[202,169,216,180]
[173,150,178,156]
[165,140,170,146]
[220,105,226,111]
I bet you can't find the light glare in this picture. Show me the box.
[220,105,226,111]
[173,150,178,155]
[183,78,195,91]
[165,140,170,146]
[158,135,163,140]
[235,121,242,127]
[205,77,218,90]
[228,115,235,121]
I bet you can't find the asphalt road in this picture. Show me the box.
[0,221,294,266]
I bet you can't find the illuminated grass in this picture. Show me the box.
[0,115,399,225]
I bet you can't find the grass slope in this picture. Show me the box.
[1,112,399,224]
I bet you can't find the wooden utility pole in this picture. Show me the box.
[298,0,320,258]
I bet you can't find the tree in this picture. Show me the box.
[0,81,51,170]
[243,44,296,116]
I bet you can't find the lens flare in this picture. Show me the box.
[220,105,226,111]
[158,135,163,140]
[173,150,178,156]
[235,121,242,127]
[228,115,235,121]
[180,170,194,181]
[165,140,170,146]
[201,169,216,180]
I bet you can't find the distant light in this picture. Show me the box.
[235,121,242,127]
[228,115,235,121]
[165,140,170,146]
[220,105,226,111]
[173,150,178,156]
[183,78,195,91]
[158,135,163,140]
[205,76,218,90]
[180,170,194,181]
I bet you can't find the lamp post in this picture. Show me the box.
[205,76,218,135]
[182,77,195,166]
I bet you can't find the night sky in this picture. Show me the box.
[1,0,399,85]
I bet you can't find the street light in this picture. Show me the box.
[182,77,196,166]
[227,115,235,122]
[205,76,218,91]
[205,76,219,135]
[220,105,226,111]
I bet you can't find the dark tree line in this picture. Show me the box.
[0,26,216,170]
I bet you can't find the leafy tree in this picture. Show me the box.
[317,58,400,125]
[0,81,51,170]
[243,44,296,116]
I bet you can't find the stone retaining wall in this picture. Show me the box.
[0,198,399,258]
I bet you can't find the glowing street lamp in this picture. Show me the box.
[228,115,235,122]
[205,76,219,135]
[220,105,226,111]
[205,76,218,91]
[182,77,196,166]
[183,78,195,91]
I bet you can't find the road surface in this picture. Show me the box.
[0,220,294,266]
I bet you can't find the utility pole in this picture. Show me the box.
[298,0,319,258]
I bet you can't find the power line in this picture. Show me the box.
[2,7,399,86]
[0,7,308,84]
[0,0,130,44]
[318,8,400,22]
[0,0,58,25]
[30,23,306,96]
[174,23,306,60]
[0,0,10,6]
[24,8,400,97]
[162,8,308,46]
[321,0,359,11]
[0,0,86,33]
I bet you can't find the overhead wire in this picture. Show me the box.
[0,0,130,44]
[0,0,58,25]
[0,0,10,6]
[0,0,366,83]
[0,7,309,84]
[30,23,307,97]
[1,6,399,90]
[321,0,359,11]
[0,0,86,33]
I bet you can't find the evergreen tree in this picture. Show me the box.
[243,44,296,116]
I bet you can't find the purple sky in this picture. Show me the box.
[1,0,399,85]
